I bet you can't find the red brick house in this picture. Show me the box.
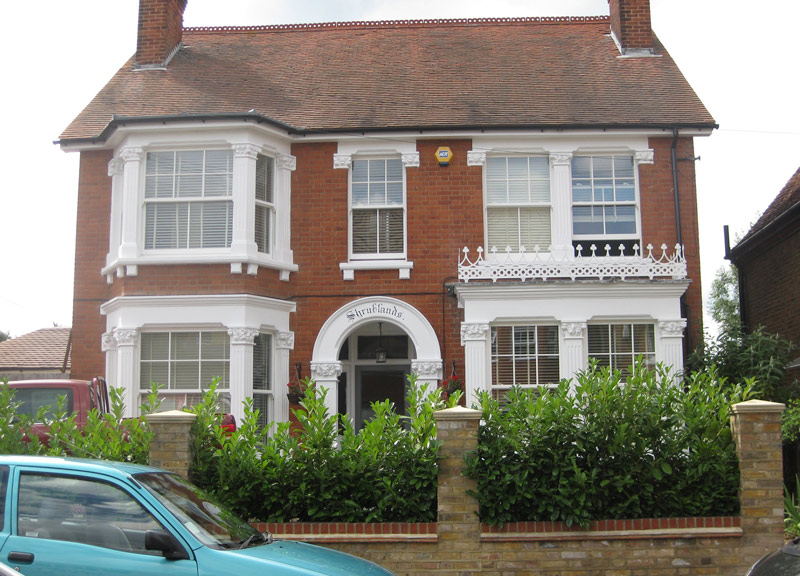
[60,0,714,425]
[729,166,800,383]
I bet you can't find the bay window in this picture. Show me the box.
[587,323,656,375]
[139,331,230,410]
[144,150,233,250]
[490,325,560,400]
[255,154,275,254]
[486,156,551,251]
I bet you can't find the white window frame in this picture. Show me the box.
[485,155,552,252]
[139,330,231,411]
[586,322,656,374]
[490,324,561,396]
[571,154,642,243]
[143,149,234,251]
[254,153,275,255]
[252,332,273,430]
[348,156,407,261]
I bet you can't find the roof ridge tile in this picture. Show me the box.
[184,15,610,35]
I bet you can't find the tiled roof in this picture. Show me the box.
[734,166,800,252]
[0,327,72,371]
[60,17,715,142]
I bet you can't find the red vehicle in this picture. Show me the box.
[8,378,111,443]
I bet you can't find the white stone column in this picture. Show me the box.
[411,360,443,391]
[549,152,573,259]
[275,154,296,281]
[113,328,139,418]
[461,323,490,405]
[560,322,587,385]
[274,331,295,422]
[657,319,687,381]
[106,158,124,278]
[101,331,118,390]
[310,361,342,418]
[228,327,259,424]
[231,144,260,268]
[118,147,144,266]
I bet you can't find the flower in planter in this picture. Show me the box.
[442,374,463,396]
[287,376,314,402]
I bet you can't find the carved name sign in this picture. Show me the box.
[346,303,405,323]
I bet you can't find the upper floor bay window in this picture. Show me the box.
[105,137,297,283]
[144,150,233,250]
[572,155,639,254]
[350,158,405,259]
[255,154,275,254]
[486,156,551,251]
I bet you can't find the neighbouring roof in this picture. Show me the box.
[0,327,72,372]
[60,17,716,143]
[732,166,800,258]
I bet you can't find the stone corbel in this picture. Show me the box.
[460,323,489,346]
[401,152,420,168]
[634,149,655,165]
[467,150,486,167]
[276,331,295,350]
[277,154,297,171]
[549,152,573,166]
[227,327,260,345]
[311,361,343,379]
[333,154,352,170]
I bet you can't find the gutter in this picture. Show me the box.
[56,113,719,147]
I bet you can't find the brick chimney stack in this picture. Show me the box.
[136,0,188,69]
[608,0,654,56]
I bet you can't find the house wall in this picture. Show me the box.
[737,222,800,381]
[71,150,113,380]
[70,133,705,410]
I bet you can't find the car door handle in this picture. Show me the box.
[8,551,34,564]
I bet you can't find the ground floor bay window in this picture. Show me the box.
[100,294,294,424]
[455,281,689,401]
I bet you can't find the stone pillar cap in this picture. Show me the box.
[145,410,198,423]
[731,399,785,414]
[434,406,482,421]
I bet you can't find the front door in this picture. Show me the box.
[355,367,409,430]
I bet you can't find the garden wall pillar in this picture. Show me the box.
[146,410,197,479]
[731,399,785,560]
[434,406,482,567]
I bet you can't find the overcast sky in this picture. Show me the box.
[1,0,798,339]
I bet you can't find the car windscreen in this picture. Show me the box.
[135,472,261,549]
[13,388,74,421]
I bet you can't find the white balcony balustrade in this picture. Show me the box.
[458,243,687,283]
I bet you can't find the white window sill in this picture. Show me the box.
[103,253,298,283]
[339,260,414,280]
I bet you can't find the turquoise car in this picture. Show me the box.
[0,456,395,576]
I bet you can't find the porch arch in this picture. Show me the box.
[311,296,443,415]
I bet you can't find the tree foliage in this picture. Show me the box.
[708,263,740,335]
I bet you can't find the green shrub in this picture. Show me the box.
[464,362,750,527]
[0,382,42,455]
[189,374,455,523]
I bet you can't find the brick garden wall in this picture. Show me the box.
[151,400,785,575]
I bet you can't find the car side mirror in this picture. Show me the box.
[145,529,190,560]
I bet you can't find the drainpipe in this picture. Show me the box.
[671,129,682,245]
[671,129,691,355]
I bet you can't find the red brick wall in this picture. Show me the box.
[608,0,653,51]
[287,139,483,374]
[71,151,113,380]
[136,0,187,67]
[737,223,800,381]
[640,136,703,350]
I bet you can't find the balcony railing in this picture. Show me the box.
[458,244,687,283]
